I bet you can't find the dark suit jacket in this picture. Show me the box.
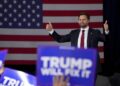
[50,28,106,73]
[50,28,105,48]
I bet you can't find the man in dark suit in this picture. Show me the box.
[46,13,109,73]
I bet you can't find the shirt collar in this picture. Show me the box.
[80,26,89,31]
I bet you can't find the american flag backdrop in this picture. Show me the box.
[0,0,104,65]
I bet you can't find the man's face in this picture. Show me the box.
[78,15,90,28]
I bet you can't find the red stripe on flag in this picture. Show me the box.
[0,47,104,54]
[5,58,104,65]
[0,48,36,54]
[43,10,103,16]
[43,22,103,29]
[43,0,103,4]
[5,60,36,65]
[0,30,104,41]
[0,35,53,41]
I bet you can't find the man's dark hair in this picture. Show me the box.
[78,12,90,20]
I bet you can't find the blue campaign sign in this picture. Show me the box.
[37,46,97,86]
[0,68,36,86]
[0,50,8,69]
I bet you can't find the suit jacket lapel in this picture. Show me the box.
[87,28,92,48]
[74,29,80,47]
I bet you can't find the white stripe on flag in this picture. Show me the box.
[43,4,103,10]
[0,28,103,35]
[0,41,104,48]
[43,16,103,23]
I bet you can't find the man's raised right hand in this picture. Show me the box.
[46,22,53,31]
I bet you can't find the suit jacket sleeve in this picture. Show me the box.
[49,31,71,43]
[97,30,106,42]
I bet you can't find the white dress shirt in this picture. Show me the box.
[78,26,89,49]
[49,29,54,34]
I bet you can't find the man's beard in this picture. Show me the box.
[80,25,88,28]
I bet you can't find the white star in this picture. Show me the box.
[13,9,17,13]
[18,4,22,9]
[18,22,22,26]
[8,4,12,8]
[37,23,40,27]
[32,18,35,22]
[9,22,13,26]
[22,9,26,13]
[23,18,26,22]
[0,4,3,8]
[18,14,22,17]
[13,0,17,4]
[32,10,35,14]
[23,0,26,4]
[36,5,40,9]
[27,5,31,9]
[9,13,12,17]
[28,22,31,26]
[4,0,8,4]
[0,13,3,17]
[13,18,17,22]
[4,18,8,21]
[0,22,3,26]
[37,14,40,18]
[27,14,31,18]
[4,9,8,13]
[32,1,36,5]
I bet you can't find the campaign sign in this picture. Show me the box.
[0,68,36,86]
[0,50,8,69]
[37,46,97,86]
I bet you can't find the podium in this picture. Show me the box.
[37,45,97,86]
